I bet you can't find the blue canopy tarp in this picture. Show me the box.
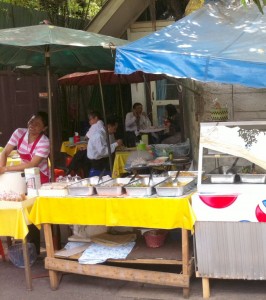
[115,0,266,88]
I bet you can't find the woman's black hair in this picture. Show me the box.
[35,111,48,127]
[165,104,177,117]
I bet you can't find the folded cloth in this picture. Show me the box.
[78,242,136,264]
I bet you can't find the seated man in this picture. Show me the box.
[125,102,151,147]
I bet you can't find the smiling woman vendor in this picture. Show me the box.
[0,111,50,255]
[0,111,50,183]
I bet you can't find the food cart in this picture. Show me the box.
[192,121,266,298]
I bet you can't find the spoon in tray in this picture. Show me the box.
[172,169,181,186]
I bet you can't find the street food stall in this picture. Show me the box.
[192,121,266,298]
[29,168,198,298]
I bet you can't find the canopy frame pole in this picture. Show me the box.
[117,81,125,133]
[97,70,113,172]
[45,48,55,182]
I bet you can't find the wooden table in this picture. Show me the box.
[0,202,34,290]
[29,195,196,298]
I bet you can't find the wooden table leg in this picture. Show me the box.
[202,277,210,299]
[43,224,59,290]
[182,228,190,298]
[22,238,32,291]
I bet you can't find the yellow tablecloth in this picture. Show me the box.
[60,141,87,157]
[112,151,131,178]
[0,207,31,239]
[29,195,196,231]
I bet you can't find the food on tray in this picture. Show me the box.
[179,171,196,177]
[130,183,148,187]
[130,157,147,167]
[40,182,68,190]
[162,182,187,187]
[106,183,124,187]
[148,157,168,166]
[0,191,26,202]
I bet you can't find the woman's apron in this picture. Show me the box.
[17,132,49,184]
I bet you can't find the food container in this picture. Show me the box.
[0,171,26,194]
[125,177,168,197]
[39,182,70,196]
[155,177,196,197]
[67,176,108,196]
[95,178,135,196]
[168,170,198,179]
[209,174,236,183]
[239,174,266,183]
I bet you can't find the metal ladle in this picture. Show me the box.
[226,157,239,175]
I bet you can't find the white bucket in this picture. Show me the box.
[0,171,26,194]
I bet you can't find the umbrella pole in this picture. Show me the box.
[45,49,55,182]
[97,70,113,173]
[118,82,125,138]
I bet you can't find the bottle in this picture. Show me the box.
[74,132,80,143]
[169,151,173,162]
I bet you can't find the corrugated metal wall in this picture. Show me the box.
[195,221,266,280]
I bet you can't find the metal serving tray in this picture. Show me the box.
[67,176,109,196]
[209,174,236,184]
[95,178,135,196]
[239,174,266,183]
[125,177,168,197]
[155,177,196,197]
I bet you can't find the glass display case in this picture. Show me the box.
[197,121,266,193]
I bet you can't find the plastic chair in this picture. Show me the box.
[0,239,6,261]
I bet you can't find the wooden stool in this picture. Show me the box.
[0,239,6,261]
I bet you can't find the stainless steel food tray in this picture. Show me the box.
[125,177,168,197]
[209,174,236,184]
[239,174,266,183]
[67,176,109,196]
[155,177,196,197]
[168,171,199,179]
[95,178,135,196]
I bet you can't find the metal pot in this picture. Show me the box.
[0,171,26,194]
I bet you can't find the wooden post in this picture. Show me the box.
[43,224,59,290]
[182,228,190,298]
[22,238,32,291]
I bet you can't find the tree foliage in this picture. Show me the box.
[0,0,107,28]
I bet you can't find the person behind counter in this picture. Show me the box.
[0,111,50,255]
[87,116,123,177]
[125,102,151,147]
[161,104,181,144]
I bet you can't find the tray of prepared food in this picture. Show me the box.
[209,174,236,183]
[239,174,266,183]
[68,176,111,196]
[155,177,196,197]
[0,192,36,209]
[124,177,168,197]
[168,170,199,179]
[39,182,71,196]
[95,178,137,196]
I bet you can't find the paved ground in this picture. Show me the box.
[1,252,266,300]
